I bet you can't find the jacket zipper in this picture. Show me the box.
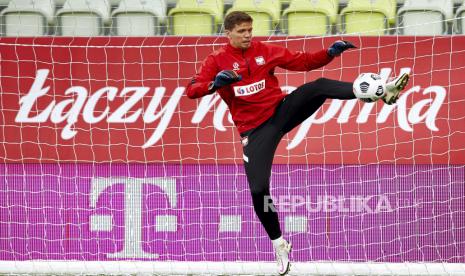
[242,50,250,77]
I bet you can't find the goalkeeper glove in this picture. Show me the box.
[327,40,357,57]
[209,70,242,91]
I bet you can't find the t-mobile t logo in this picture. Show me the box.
[90,177,177,259]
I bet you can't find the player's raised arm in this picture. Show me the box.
[275,40,356,71]
[186,54,242,99]
[186,55,218,99]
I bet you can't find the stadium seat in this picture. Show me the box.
[111,0,166,36]
[340,0,393,35]
[56,0,111,36]
[168,0,223,35]
[52,0,121,6]
[455,1,465,34]
[110,0,121,6]
[387,0,396,25]
[282,0,338,35]
[397,0,453,35]
[1,0,55,36]
[227,0,281,36]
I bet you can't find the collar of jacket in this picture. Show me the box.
[225,41,255,55]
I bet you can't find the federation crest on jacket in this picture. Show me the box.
[255,56,265,65]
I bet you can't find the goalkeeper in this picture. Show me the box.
[186,11,409,276]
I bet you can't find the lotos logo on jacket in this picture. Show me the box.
[233,79,265,97]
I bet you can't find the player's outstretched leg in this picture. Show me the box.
[383,73,410,105]
[273,237,292,275]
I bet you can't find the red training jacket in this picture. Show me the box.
[186,41,334,134]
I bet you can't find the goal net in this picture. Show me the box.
[1,13,465,276]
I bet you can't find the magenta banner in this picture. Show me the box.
[1,164,464,262]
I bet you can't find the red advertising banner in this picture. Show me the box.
[1,36,464,164]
